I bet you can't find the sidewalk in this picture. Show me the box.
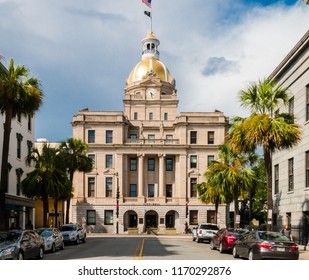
[299,246,309,260]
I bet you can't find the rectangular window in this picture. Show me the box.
[208,131,215,144]
[106,130,113,143]
[106,154,113,168]
[148,158,155,171]
[129,134,137,139]
[288,158,294,192]
[166,184,172,198]
[189,210,198,225]
[149,112,153,120]
[16,172,21,196]
[274,164,279,194]
[16,133,23,159]
[134,112,138,120]
[166,135,173,140]
[306,151,309,189]
[88,154,95,167]
[190,178,197,197]
[164,112,168,121]
[130,158,137,171]
[88,177,95,197]
[166,158,173,171]
[148,184,154,197]
[106,177,113,197]
[86,210,96,225]
[190,155,197,168]
[130,184,137,197]
[88,130,95,143]
[104,210,113,225]
[208,155,215,166]
[148,134,155,144]
[190,131,197,144]
[28,114,32,131]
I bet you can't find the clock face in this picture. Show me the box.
[146,88,156,99]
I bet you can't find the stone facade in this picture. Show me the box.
[270,30,309,244]
[71,32,228,234]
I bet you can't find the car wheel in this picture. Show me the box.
[232,246,239,258]
[210,240,215,250]
[75,238,79,245]
[248,250,255,260]
[82,235,86,243]
[60,242,65,250]
[51,243,56,253]
[18,251,24,260]
[37,247,44,259]
[219,242,224,253]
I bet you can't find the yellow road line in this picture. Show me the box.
[138,239,145,260]
[133,238,145,260]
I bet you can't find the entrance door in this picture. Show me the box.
[146,215,157,228]
[166,214,174,228]
[129,214,137,228]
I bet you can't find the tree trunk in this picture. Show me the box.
[43,195,49,228]
[264,148,273,231]
[214,197,219,224]
[0,104,13,231]
[233,187,239,228]
[65,171,74,224]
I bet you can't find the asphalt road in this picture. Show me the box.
[43,236,237,260]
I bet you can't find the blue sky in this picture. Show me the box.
[0,0,308,142]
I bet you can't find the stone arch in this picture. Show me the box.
[123,210,138,231]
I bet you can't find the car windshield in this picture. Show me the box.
[60,225,77,231]
[39,229,52,237]
[200,224,219,230]
[4,231,22,241]
[228,229,247,235]
[258,231,290,241]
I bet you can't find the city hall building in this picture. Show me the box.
[71,31,228,234]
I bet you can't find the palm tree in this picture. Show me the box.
[229,78,301,229]
[21,145,69,227]
[59,138,93,224]
[0,58,43,230]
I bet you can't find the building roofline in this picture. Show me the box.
[268,30,309,81]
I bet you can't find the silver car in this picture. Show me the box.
[35,228,64,253]
[59,223,86,244]
[0,230,44,260]
[196,223,219,243]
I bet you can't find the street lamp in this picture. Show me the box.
[115,172,120,234]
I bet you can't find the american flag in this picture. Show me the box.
[142,0,152,8]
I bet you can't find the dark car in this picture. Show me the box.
[210,228,247,253]
[232,230,299,260]
[0,230,44,260]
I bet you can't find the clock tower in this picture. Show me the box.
[124,32,178,127]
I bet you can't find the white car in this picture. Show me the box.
[59,224,86,244]
[36,227,64,253]
[196,223,219,243]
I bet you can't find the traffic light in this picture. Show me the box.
[186,203,188,218]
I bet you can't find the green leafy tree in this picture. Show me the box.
[229,79,301,229]
[21,145,69,227]
[59,138,93,224]
[0,59,43,230]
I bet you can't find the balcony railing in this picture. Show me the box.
[125,139,179,145]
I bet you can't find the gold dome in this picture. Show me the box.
[127,57,173,84]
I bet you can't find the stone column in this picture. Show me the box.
[159,154,166,198]
[138,154,145,199]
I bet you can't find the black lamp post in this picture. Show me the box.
[116,172,119,234]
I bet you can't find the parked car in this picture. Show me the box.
[210,228,247,253]
[59,223,86,244]
[192,226,198,241]
[196,223,219,243]
[232,230,299,260]
[0,230,44,260]
[35,227,65,253]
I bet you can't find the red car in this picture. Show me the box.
[210,228,247,253]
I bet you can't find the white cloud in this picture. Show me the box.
[0,0,308,140]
